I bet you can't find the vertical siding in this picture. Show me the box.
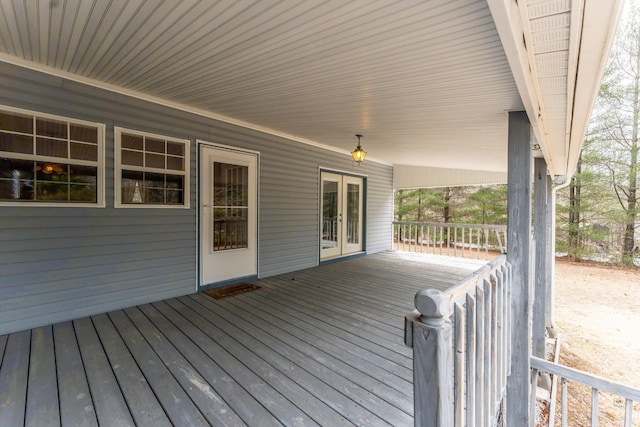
[0,62,393,334]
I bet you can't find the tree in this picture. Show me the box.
[393,185,507,225]
[587,2,640,265]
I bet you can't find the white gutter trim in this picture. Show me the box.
[565,0,625,177]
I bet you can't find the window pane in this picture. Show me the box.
[0,133,33,154]
[0,111,33,133]
[166,156,183,171]
[144,172,165,204]
[70,165,97,185]
[36,118,67,139]
[121,133,143,150]
[70,124,98,143]
[166,189,183,204]
[145,138,165,154]
[121,170,144,203]
[0,109,101,205]
[167,142,184,156]
[37,137,68,158]
[70,142,98,161]
[0,158,34,200]
[145,152,165,169]
[122,149,143,166]
[36,182,69,201]
[69,183,97,202]
[36,162,67,179]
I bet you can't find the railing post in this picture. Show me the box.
[405,289,453,427]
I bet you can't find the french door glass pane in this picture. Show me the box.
[346,183,360,244]
[213,162,248,251]
[322,180,339,249]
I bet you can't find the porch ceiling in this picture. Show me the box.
[0,0,623,177]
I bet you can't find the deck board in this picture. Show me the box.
[122,306,246,426]
[139,301,281,426]
[91,313,173,427]
[184,294,392,426]
[0,252,484,426]
[238,288,413,380]
[0,330,30,427]
[53,321,98,427]
[73,317,135,426]
[108,310,210,427]
[25,326,60,427]
[212,293,415,422]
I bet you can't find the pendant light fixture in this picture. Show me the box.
[351,134,367,164]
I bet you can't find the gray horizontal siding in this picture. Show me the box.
[0,61,393,334]
[365,165,395,254]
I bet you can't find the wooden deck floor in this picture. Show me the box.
[0,251,485,427]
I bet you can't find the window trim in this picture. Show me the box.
[0,105,106,208]
[114,127,190,209]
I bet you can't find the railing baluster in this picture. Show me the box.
[592,388,599,427]
[392,221,510,264]
[561,377,568,427]
[484,229,489,260]
[475,284,485,426]
[402,223,406,251]
[490,276,498,413]
[454,226,458,257]
[483,279,492,424]
[465,293,476,427]
[462,227,466,258]
[454,303,465,427]
[532,357,640,427]
[624,398,632,427]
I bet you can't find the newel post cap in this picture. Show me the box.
[415,289,450,325]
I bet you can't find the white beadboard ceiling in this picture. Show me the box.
[0,0,623,178]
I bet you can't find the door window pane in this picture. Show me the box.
[322,181,339,249]
[213,162,248,251]
[346,183,360,244]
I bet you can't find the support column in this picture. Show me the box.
[506,111,533,427]
[533,158,552,357]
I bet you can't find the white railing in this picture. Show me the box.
[405,255,512,426]
[531,356,640,427]
[393,221,507,260]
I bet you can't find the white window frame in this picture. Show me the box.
[114,127,190,209]
[0,105,106,207]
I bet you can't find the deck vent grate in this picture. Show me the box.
[203,282,262,299]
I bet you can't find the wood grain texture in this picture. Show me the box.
[506,111,533,427]
[533,158,551,357]
[25,326,60,427]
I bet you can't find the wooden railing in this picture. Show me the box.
[531,356,640,427]
[393,221,507,260]
[405,255,512,426]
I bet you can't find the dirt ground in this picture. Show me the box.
[554,258,640,426]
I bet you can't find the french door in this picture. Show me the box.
[199,145,258,286]
[320,172,364,260]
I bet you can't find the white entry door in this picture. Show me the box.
[200,145,258,286]
[320,172,364,260]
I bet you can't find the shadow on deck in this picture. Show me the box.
[0,251,485,426]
